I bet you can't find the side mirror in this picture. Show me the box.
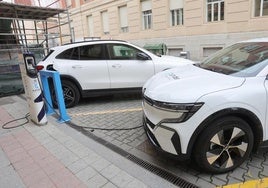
[136,52,150,60]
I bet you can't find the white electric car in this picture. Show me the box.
[142,38,268,173]
[38,40,192,107]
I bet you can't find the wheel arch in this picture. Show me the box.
[59,74,83,96]
[187,108,263,156]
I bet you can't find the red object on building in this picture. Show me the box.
[15,0,32,6]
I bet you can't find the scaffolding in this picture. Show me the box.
[0,1,72,97]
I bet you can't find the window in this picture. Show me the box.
[171,9,183,26]
[255,0,268,17]
[56,45,104,60]
[119,6,129,33]
[87,15,94,37]
[207,0,224,22]
[101,11,109,35]
[107,44,142,60]
[170,0,184,26]
[141,0,152,30]
[79,45,104,60]
[56,47,79,60]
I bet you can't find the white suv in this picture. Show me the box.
[38,40,192,107]
[142,38,268,173]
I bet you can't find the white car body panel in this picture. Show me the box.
[53,59,110,89]
[108,59,154,88]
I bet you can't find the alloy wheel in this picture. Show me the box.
[206,127,248,170]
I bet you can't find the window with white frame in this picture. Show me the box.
[119,6,128,33]
[207,0,224,22]
[141,0,152,30]
[101,11,109,35]
[170,0,183,26]
[255,0,268,16]
[87,15,94,37]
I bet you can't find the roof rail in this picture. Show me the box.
[63,39,128,45]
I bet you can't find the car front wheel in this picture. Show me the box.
[193,116,254,174]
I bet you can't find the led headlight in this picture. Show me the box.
[144,95,203,123]
[159,102,204,123]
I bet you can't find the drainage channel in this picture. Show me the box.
[66,121,199,188]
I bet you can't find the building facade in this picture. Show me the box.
[63,0,268,61]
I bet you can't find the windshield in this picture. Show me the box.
[198,42,268,77]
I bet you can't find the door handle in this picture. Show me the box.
[72,65,83,69]
[112,64,122,68]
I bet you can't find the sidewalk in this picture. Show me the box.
[0,95,177,188]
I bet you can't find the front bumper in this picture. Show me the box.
[143,115,189,160]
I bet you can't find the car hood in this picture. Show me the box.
[143,64,245,103]
[156,55,194,64]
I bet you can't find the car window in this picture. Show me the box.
[79,44,104,60]
[56,47,79,60]
[56,45,105,60]
[199,42,268,77]
[107,44,142,60]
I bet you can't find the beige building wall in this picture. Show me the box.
[64,0,268,61]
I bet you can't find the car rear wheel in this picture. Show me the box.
[193,116,253,173]
[51,80,80,108]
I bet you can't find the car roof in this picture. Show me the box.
[241,37,268,43]
[51,40,129,50]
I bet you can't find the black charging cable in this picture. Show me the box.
[2,113,30,129]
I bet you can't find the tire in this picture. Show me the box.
[193,116,254,174]
[51,80,80,108]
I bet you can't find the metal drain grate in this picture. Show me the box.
[67,121,198,188]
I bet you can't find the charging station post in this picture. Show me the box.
[19,52,47,125]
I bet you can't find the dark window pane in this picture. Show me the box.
[79,44,103,60]
[263,0,268,15]
[214,3,218,21]
[255,0,261,16]
[56,48,74,59]
[71,47,79,60]
[220,2,224,20]
[207,4,212,22]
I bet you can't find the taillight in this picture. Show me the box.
[36,65,44,71]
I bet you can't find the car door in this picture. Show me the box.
[106,43,154,88]
[54,44,110,90]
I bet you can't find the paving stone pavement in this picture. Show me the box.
[0,95,179,188]
[67,94,268,188]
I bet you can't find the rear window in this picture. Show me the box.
[55,44,105,60]
[42,50,54,61]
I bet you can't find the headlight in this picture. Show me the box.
[143,95,203,123]
[160,103,203,123]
